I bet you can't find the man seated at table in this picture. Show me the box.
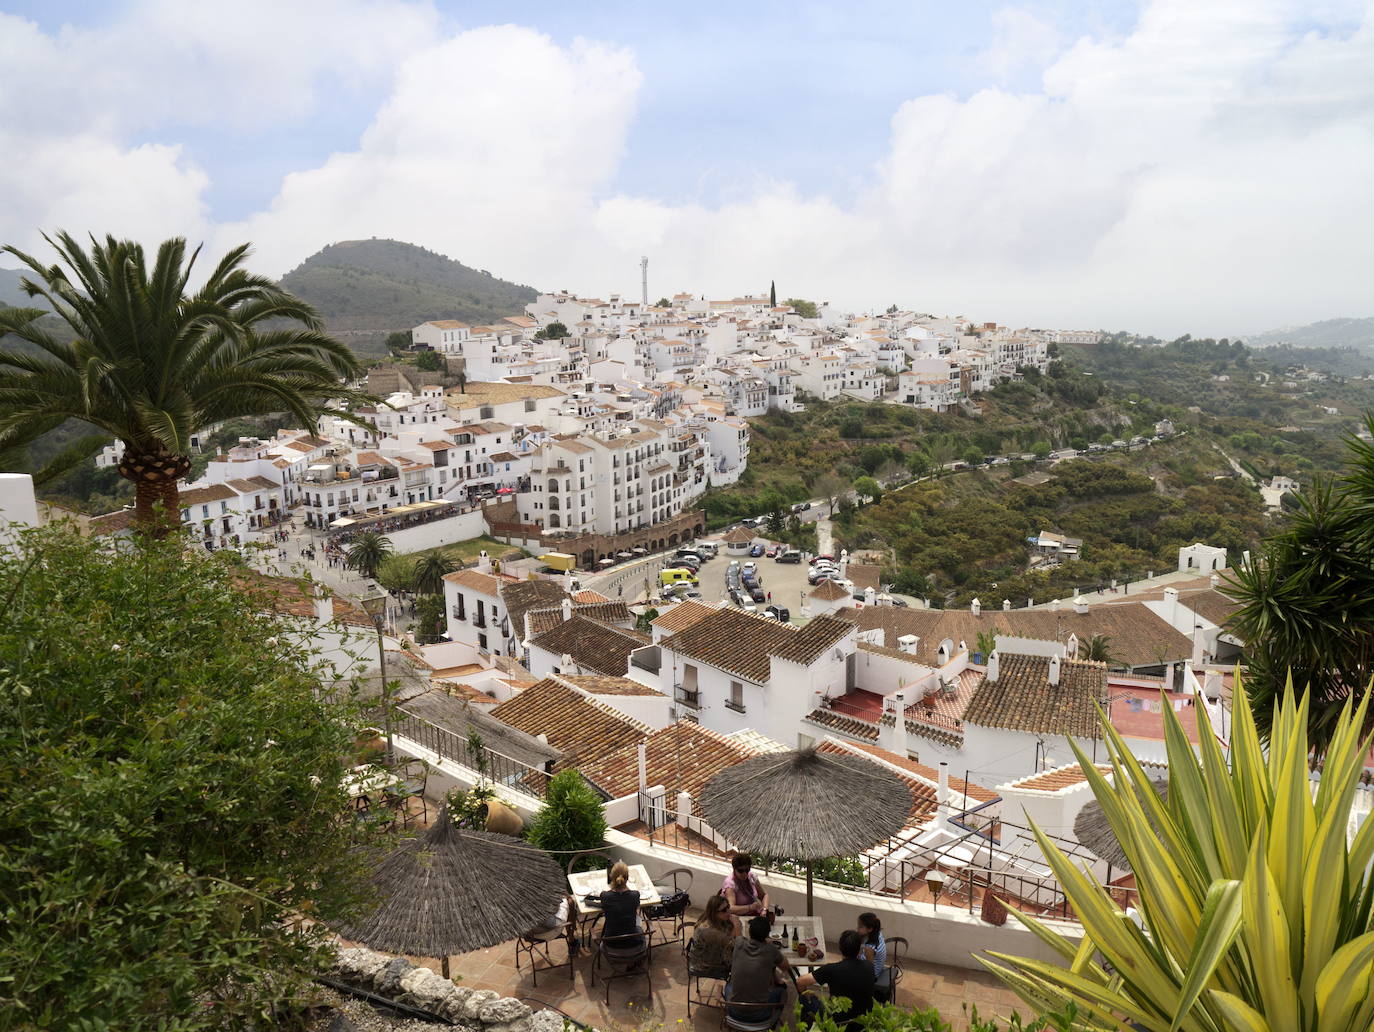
[725,915,789,1020]
[722,852,771,920]
[796,929,876,1029]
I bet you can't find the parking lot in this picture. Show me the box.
[674,536,828,624]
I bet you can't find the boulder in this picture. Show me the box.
[378,956,414,996]
[461,988,501,1022]
[399,966,453,1010]
[478,997,531,1025]
[528,1010,565,1032]
[438,984,475,1022]
[485,1020,532,1032]
[328,1015,359,1032]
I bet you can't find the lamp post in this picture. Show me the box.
[925,870,947,913]
[360,592,393,766]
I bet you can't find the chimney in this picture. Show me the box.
[1050,598,1061,611]
[313,591,334,624]
[986,650,1000,682]
[1067,633,1079,658]
[883,691,909,756]
[561,597,573,622]
[937,762,951,809]
[865,586,877,606]
[1209,573,1219,587]
[1002,598,1011,611]
[1048,653,1062,686]
[971,597,981,616]
[1242,549,1252,568]
[1163,586,1179,627]
[637,743,648,791]
[1192,625,1207,666]
[1203,670,1223,702]
[560,652,574,672]
[1073,595,1088,615]
[477,549,492,573]
[897,634,919,655]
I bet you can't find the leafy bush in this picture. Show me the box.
[802,997,1062,1032]
[0,529,384,1030]
[525,769,607,872]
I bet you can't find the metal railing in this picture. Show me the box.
[394,711,551,799]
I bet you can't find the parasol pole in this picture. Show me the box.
[441,956,450,979]
[806,862,814,916]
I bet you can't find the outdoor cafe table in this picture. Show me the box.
[342,765,401,800]
[774,914,834,971]
[567,864,662,945]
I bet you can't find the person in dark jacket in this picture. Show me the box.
[598,861,643,949]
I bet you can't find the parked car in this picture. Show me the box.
[810,554,835,566]
[749,586,766,604]
[764,605,791,622]
[749,543,765,557]
[792,501,812,512]
[766,545,781,558]
[890,598,909,608]
[740,599,757,613]
[777,549,802,564]
[743,562,757,574]
[808,569,834,585]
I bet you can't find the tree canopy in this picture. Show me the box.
[0,528,384,1029]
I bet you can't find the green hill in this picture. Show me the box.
[279,239,539,355]
[1248,316,1374,352]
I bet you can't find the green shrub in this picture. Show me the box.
[525,769,608,872]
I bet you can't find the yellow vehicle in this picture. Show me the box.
[660,568,699,586]
[539,551,578,572]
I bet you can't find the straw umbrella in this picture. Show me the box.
[1072,778,1168,874]
[699,747,912,914]
[333,807,566,977]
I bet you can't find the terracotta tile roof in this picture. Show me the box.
[573,589,611,603]
[1003,763,1112,793]
[417,440,452,451]
[962,654,1108,737]
[847,563,882,592]
[179,484,238,508]
[726,729,788,754]
[433,681,499,706]
[231,570,373,629]
[490,677,648,773]
[847,604,1192,669]
[802,707,879,742]
[723,526,755,544]
[650,599,720,633]
[245,475,279,490]
[829,739,998,804]
[424,319,469,329]
[562,674,665,697]
[355,451,392,466]
[580,721,753,800]
[488,451,519,463]
[856,641,925,664]
[443,568,511,595]
[524,600,632,637]
[86,508,136,537]
[1181,588,1240,629]
[660,610,853,683]
[446,381,565,407]
[810,579,851,600]
[499,580,569,637]
[528,616,650,676]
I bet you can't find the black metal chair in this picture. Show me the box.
[396,759,430,828]
[683,921,729,1017]
[721,996,788,1032]
[591,930,652,1004]
[876,935,907,1004]
[514,896,576,987]
[645,867,693,946]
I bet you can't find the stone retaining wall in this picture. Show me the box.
[332,945,562,1032]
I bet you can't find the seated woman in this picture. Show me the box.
[688,894,740,978]
[721,853,771,919]
[598,861,643,950]
[857,912,889,1001]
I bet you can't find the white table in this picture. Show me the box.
[773,914,832,970]
[343,765,401,799]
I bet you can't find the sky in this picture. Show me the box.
[0,0,1370,337]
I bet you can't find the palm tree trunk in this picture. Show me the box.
[118,450,191,538]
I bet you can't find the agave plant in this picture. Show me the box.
[983,678,1374,1032]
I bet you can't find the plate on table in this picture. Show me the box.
[807,947,824,961]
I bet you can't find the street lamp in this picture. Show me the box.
[360,592,393,766]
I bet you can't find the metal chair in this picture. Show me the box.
[877,936,907,1004]
[396,759,430,828]
[721,996,787,1032]
[514,896,576,987]
[646,867,693,945]
[591,930,652,1004]
[683,922,729,1017]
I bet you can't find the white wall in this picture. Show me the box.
[385,509,487,552]
[587,691,673,729]
[0,473,39,545]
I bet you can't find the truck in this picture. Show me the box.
[660,568,699,587]
[538,552,578,573]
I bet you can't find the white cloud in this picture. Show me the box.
[2,0,1372,336]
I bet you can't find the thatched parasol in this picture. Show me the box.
[699,747,913,914]
[333,807,566,976]
[1072,778,1169,874]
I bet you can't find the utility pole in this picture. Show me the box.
[640,255,649,307]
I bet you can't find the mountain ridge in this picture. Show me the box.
[1247,316,1374,351]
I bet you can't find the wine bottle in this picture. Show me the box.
[791,925,800,951]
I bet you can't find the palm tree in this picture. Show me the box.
[412,551,456,595]
[346,531,393,581]
[1079,633,1117,665]
[975,629,998,662]
[0,233,368,533]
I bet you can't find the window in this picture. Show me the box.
[726,681,745,713]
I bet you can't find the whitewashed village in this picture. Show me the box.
[0,280,1295,990]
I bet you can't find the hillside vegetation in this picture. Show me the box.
[280,239,538,355]
[1248,315,1374,352]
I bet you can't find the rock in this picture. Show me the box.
[399,966,448,1007]
[378,955,414,996]
[337,947,389,991]
[478,998,531,1026]
[527,1010,565,1032]
[461,989,500,1022]
[485,1019,532,1032]
[438,985,475,1022]
[328,1015,359,1032]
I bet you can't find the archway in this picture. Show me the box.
[669,532,679,547]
